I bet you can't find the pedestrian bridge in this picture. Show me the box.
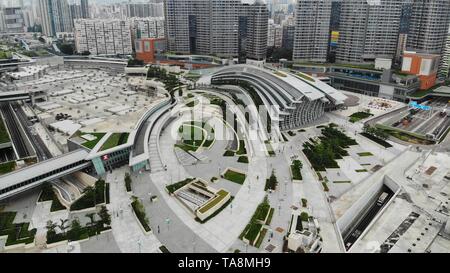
[0,149,91,201]
[0,90,31,102]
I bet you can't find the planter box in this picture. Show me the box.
[131,205,152,236]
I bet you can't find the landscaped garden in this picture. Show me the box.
[349,111,374,123]
[46,205,111,244]
[264,171,278,191]
[195,196,234,223]
[236,140,247,155]
[302,125,358,171]
[360,125,392,148]
[238,156,249,164]
[80,132,106,149]
[131,197,151,232]
[166,178,196,194]
[198,190,229,214]
[125,173,132,192]
[38,183,66,212]
[291,160,303,180]
[223,169,247,185]
[176,122,213,152]
[147,66,182,93]
[264,141,275,156]
[70,180,107,211]
[239,197,272,247]
[100,133,129,151]
[0,211,36,247]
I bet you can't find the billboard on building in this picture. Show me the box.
[330,31,339,46]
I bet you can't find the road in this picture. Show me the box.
[343,186,393,250]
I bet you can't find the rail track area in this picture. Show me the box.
[382,97,450,140]
[343,185,394,251]
[11,102,53,161]
[0,103,33,159]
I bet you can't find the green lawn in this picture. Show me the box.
[198,189,229,214]
[81,133,106,149]
[223,170,247,184]
[100,133,129,151]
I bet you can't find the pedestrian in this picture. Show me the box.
[158,225,160,234]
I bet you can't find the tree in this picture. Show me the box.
[98,205,111,226]
[46,220,57,234]
[127,58,144,67]
[83,186,96,206]
[69,219,82,240]
[58,219,69,236]
[85,213,96,231]
[59,43,74,55]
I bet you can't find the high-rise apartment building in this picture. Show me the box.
[125,2,164,18]
[267,19,282,48]
[80,0,89,18]
[1,7,25,33]
[240,2,268,61]
[131,17,165,40]
[406,0,450,55]
[281,20,295,51]
[74,19,133,55]
[336,0,402,64]
[70,0,89,20]
[293,0,331,63]
[0,10,5,32]
[38,0,73,37]
[165,0,265,59]
[438,32,450,79]
[399,0,413,34]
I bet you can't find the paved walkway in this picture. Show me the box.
[141,91,271,253]
[106,168,162,253]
